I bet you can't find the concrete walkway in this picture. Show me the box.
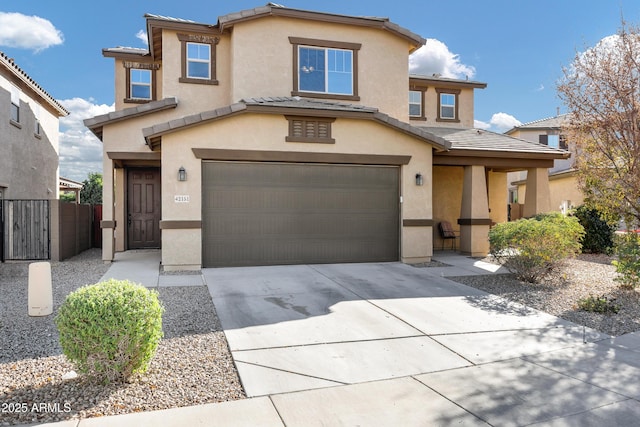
[26,252,640,426]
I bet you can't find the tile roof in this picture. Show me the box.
[141,97,450,151]
[505,114,568,135]
[420,126,569,158]
[216,4,424,46]
[84,97,178,139]
[0,51,68,116]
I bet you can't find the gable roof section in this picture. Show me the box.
[84,97,178,140]
[410,74,487,90]
[505,114,568,135]
[142,97,449,151]
[217,4,425,50]
[138,4,425,61]
[0,51,68,117]
[423,127,569,159]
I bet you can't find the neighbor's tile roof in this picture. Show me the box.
[421,126,568,158]
[0,51,68,116]
[505,114,568,135]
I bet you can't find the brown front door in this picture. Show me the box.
[127,168,161,249]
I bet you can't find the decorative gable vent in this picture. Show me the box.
[286,116,336,143]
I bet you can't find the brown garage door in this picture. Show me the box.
[202,161,399,267]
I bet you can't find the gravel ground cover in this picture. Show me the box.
[2,249,638,425]
[0,249,244,426]
[449,253,640,337]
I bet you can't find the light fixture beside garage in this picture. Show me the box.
[415,172,423,186]
[178,166,187,181]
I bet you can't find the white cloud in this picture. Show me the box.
[409,39,476,79]
[58,98,114,182]
[489,112,521,132]
[0,12,63,52]
[474,120,491,130]
[535,84,545,92]
[136,30,148,46]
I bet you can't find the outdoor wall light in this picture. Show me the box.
[178,166,187,182]
[415,172,423,186]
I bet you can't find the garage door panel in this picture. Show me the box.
[203,162,399,267]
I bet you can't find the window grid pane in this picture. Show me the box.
[299,46,352,95]
[187,42,211,79]
[409,91,422,117]
[130,69,152,100]
[440,93,456,119]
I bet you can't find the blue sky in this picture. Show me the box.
[1,1,638,181]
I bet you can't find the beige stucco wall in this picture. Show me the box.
[159,113,435,268]
[229,16,411,121]
[518,174,583,214]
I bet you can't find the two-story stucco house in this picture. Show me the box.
[506,114,582,219]
[85,4,568,270]
[0,51,68,200]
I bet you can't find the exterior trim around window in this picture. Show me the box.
[436,89,461,122]
[178,33,219,85]
[409,88,427,120]
[285,115,336,144]
[124,62,159,104]
[10,85,20,126]
[289,37,360,101]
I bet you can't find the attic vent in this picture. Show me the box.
[286,116,336,144]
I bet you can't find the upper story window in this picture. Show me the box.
[130,69,152,100]
[33,103,41,137]
[10,85,20,124]
[409,90,425,119]
[124,62,158,103]
[186,42,211,79]
[540,134,567,149]
[178,33,219,85]
[437,89,460,122]
[290,37,361,101]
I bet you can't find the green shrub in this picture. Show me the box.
[55,279,164,383]
[489,212,584,282]
[577,294,620,314]
[573,205,617,254]
[613,232,640,289]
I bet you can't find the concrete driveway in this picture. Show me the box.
[89,252,640,425]
[203,260,608,396]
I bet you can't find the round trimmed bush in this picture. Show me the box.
[55,279,164,383]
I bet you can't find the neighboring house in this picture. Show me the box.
[505,114,580,219]
[85,4,567,270]
[0,51,68,200]
[59,176,84,203]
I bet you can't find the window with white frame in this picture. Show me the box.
[186,42,211,79]
[130,69,152,100]
[439,93,456,119]
[10,85,20,123]
[409,90,422,118]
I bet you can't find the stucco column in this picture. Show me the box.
[522,167,551,218]
[458,165,491,256]
[101,159,115,262]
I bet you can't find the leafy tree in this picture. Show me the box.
[557,21,640,230]
[80,172,103,205]
[60,192,76,203]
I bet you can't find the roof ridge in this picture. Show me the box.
[0,50,68,116]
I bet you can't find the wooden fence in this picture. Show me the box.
[1,200,96,262]
[2,200,50,261]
